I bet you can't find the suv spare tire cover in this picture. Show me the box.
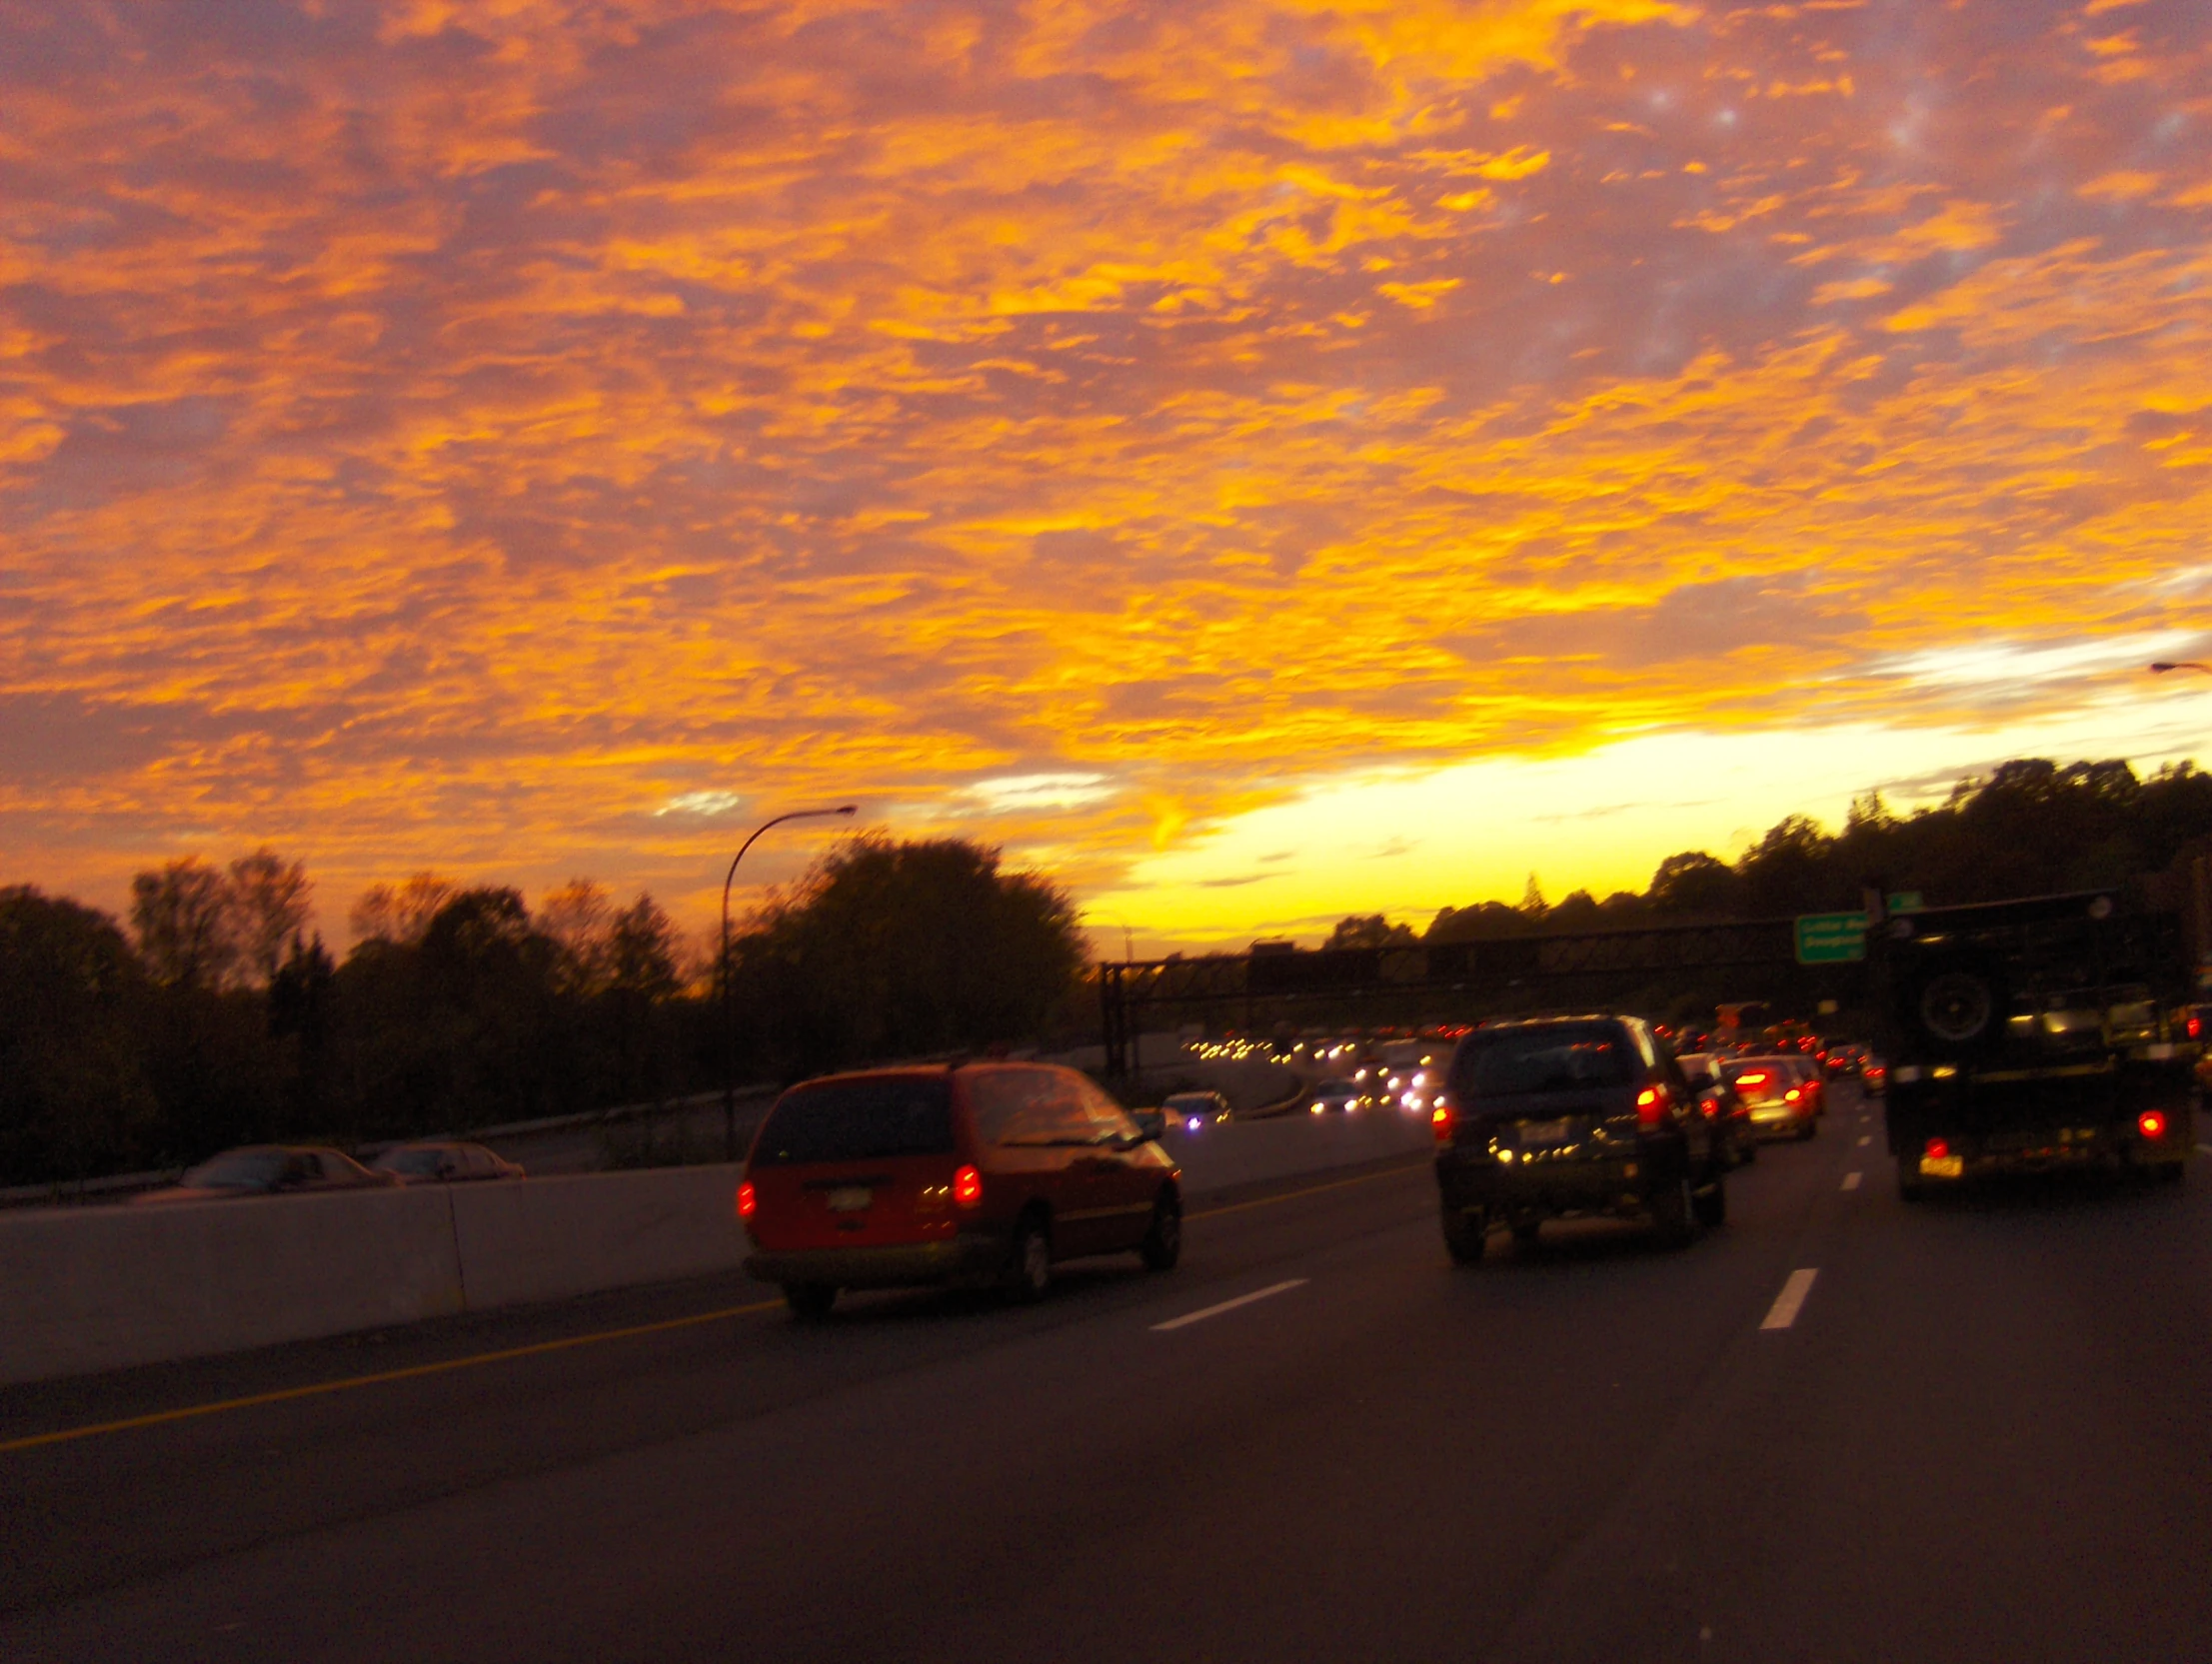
[1906,956,2005,1053]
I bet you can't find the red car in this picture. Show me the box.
[739,1062,1183,1317]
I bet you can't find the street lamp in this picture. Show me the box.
[721,805,858,1160]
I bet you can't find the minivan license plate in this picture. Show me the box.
[1517,1118,1571,1148]
[826,1186,872,1212]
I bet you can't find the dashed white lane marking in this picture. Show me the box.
[1151,1278,1308,1332]
[1760,1268,1820,1331]
[1842,1171,1862,1191]
[1856,1134,1871,1146]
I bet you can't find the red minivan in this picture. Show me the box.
[739,1062,1183,1317]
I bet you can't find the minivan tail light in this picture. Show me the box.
[1636,1085,1669,1128]
[737,1180,757,1221]
[953,1164,984,1208]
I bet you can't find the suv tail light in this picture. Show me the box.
[953,1163,984,1208]
[737,1180,757,1221]
[1635,1084,1670,1128]
[1430,1101,1455,1145]
[2138,1109,2168,1140]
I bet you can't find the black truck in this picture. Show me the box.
[1871,887,2196,1198]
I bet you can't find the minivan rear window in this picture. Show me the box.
[1450,1025,1637,1097]
[752,1077,956,1165]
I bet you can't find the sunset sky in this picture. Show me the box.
[4,0,2211,954]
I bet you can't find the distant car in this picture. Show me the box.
[1433,1014,1729,1261]
[1309,1077,1367,1113]
[1161,1090,1232,1129]
[1721,1055,1818,1140]
[371,1140,525,1183]
[131,1144,399,1204]
[739,1061,1182,1316]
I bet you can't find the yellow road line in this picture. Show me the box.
[1186,1154,1429,1220]
[6,1157,1430,1457]
[0,1298,784,1457]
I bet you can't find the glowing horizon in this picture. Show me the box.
[3,0,2209,953]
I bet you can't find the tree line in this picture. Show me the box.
[0,834,1088,1187]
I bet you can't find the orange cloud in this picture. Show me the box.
[0,0,2208,940]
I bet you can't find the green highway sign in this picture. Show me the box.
[1793,893,1927,963]
[1795,911,1869,964]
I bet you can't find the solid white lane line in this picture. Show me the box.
[1841,1171,1862,1190]
[1151,1279,1308,1332]
[1760,1268,1820,1331]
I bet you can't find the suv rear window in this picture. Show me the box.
[752,1077,956,1165]
[1450,1024,1637,1098]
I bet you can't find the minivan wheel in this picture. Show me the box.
[1008,1214,1053,1301]
[1139,1190,1182,1271]
[1441,1206,1486,1266]
[1650,1176,1696,1248]
[1692,1175,1727,1229]
[784,1283,836,1320]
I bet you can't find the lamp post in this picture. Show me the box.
[721,805,857,1160]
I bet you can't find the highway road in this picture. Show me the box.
[5,1083,2210,1662]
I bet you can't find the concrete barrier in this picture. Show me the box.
[0,1186,467,1386]
[448,1165,746,1310]
[0,1114,1432,1388]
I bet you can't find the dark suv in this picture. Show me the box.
[1432,1015,1729,1262]
[740,1062,1183,1316]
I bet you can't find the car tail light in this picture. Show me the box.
[1924,1137,1950,1161]
[953,1164,984,1208]
[1636,1085,1669,1128]
[2138,1109,2168,1140]
[1430,1102,1455,1145]
[1785,1086,1801,1102]
[2191,1016,2203,1040]
[737,1180,757,1220]
[1735,1070,1770,1088]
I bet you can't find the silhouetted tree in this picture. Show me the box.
[0,887,157,1184]
[227,847,314,987]
[733,834,1086,1077]
[1323,914,1415,949]
[131,858,239,990]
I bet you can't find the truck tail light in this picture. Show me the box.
[737,1180,757,1220]
[1636,1085,1670,1128]
[953,1164,984,1208]
[2138,1109,2168,1141]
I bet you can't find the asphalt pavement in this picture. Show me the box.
[5,1083,2210,1662]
